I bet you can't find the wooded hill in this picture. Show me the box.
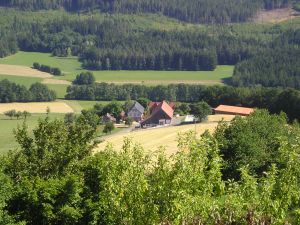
[0,9,295,71]
[0,0,293,23]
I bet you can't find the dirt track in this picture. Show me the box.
[42,79,71,85]
[0,64,52,78]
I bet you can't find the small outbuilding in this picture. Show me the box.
[214,105,254,116]
[102,113,117,123]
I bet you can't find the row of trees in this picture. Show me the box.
[81,48,217,71]
[66,83,300,122]
[4,110,31,120]
[0,79,56,102]
[1,109,300,224]
[33,62,62,76]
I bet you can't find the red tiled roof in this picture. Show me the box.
[142,101,174,124]
[159,101,174,118]
[214,105,254,116]
[151,101,174,118]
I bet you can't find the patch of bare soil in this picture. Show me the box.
[0,64,52,78]
[254,7,300,23]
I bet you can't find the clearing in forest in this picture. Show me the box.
[0,102,74,114]
[95,115,235,156]
[254,7,300,23]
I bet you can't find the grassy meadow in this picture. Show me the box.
[0,107,124,154]
[0,51,233,84]
[0,74,67,98]
[0,74,42,88]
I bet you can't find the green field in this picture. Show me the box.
[0,74,42,88]
[0,110,124,154]
[93,66,233,84]
[0,74,67,98]
[0,51,233,84]
[46,84,68,99]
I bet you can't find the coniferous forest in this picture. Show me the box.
[0,0,292,23]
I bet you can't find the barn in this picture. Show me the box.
[214,105,254,116]
[141,101,174,127]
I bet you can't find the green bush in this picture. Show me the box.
[32,62,40,70]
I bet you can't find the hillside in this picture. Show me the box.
[2,8,300,73]
[1,2,300,224]
[0,0,282,23]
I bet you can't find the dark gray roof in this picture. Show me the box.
[129,101,145,114]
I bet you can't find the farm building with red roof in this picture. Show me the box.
[141,101,174,127]
[214,105,254,116]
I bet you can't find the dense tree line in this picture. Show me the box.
[232,29,300,89]
[65,83,300,121]
[0,79,56,102]
[1,109,300,224]
[81,47,217,71]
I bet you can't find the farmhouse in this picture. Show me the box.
[127,101,145,122]
[214,105,254,116]
[141,101,174,127]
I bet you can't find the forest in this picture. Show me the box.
[0,8,281,71]
[232,29,300,89]
[0,1,299,86]
[0,108,300,224]
[0,0,292,23]
[0,9,263,71]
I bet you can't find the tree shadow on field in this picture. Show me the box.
[222,77,233,85]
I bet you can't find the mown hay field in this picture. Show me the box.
[0,64,52,78]
[95,115,235,156]
[0,102,74,114]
